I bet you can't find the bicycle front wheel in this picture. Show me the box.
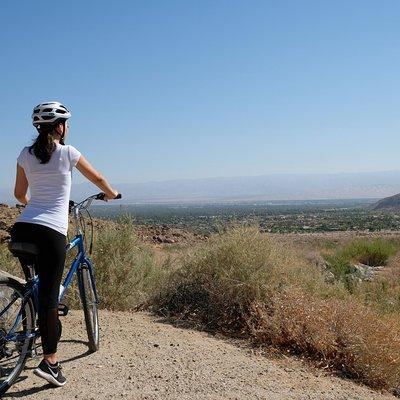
[0,277,35,396]
[78,265,99,352]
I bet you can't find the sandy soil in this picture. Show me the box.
[4,310,395,400]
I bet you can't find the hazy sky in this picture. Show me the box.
[1,0,400,190]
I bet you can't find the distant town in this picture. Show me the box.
[89,198,400,234]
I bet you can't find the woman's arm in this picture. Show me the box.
[75,155,118,200]
[14,164,29,205]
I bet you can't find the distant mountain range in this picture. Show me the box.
[2,170,400,205]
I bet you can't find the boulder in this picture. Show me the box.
[353,263,375,281]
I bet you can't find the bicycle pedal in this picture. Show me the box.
[29,347,38,359]
[58,303,69,316]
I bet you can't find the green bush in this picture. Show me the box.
[324,238,400,289]
[340,238,399,267]
[324,253,355,282]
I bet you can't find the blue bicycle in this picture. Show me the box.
[0,192,121,395]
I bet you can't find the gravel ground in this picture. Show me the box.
[4,310,395,400]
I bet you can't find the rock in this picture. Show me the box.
[353,263,375,281]
[153,235,166,243]
[324,271,335,283]
[153,234,175,244]
[346,273,363,285]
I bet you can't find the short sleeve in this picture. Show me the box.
[68,145,81,167]
[17,147,28,170]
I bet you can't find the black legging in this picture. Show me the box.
[10,222,66,355]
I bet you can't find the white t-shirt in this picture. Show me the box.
[15,143,81,236]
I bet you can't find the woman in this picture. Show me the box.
[11,101,119,387]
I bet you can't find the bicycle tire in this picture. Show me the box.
[0,277,35,396]
[77,265,99,352]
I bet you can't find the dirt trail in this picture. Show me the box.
[5,310,395,400]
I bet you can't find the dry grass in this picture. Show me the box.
[355,252,400,314]
[150,227,335,331]
[253,290,400,389]
[86,217,166,310]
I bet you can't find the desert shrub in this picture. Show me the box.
[150,227,400,391]
[253,290,400,389]
[338,238,398,267]
[88,216,166,310]
[151,227,334,332]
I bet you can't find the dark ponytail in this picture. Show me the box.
[29,119,65,164]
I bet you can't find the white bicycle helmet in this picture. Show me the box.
[31,101,71,126]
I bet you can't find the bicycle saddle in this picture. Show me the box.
[8,242,39,259]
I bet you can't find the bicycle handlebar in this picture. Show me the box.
[69,192,122,214]
[95,192,122,201]
[68,192,122,253]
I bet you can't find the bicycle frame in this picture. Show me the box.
[1,194,104,343]
[1,234,98,343]
[60,233,99,304]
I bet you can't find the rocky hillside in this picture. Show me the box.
[372,193,400,211]
[0,203,21,242]
[0,204,206,245]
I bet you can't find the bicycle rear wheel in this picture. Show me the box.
[0,277,35,396]
[78,265,99,352]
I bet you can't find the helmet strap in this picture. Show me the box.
[58,121,66,145]
[60,129,65,145]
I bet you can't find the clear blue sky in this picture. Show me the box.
[1,0,400,190]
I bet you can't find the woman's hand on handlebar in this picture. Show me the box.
[104,190,120,201]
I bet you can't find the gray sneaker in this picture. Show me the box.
[33,359,67,387]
